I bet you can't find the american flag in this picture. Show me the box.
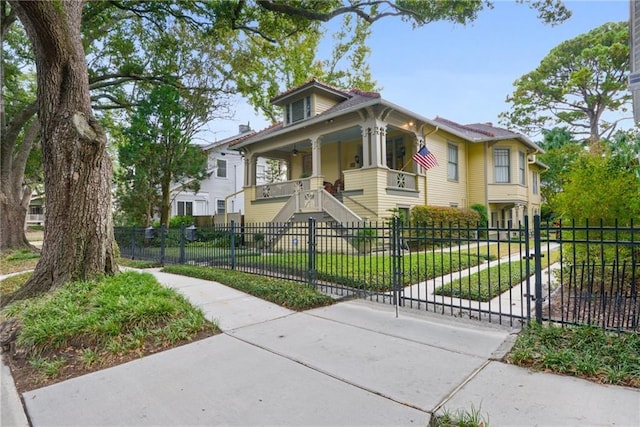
[412,145,438,170]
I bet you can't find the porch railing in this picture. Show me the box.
[27,214,45,223]
[255,178,310,199]
[387,170,417,190]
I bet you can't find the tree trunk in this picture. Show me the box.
[1,113,40,251]
[2,1,118,306]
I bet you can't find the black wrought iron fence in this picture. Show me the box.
[114,216,640,332]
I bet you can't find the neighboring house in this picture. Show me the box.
[172,124,269,218]
[231,77,546,227]
[26,194,45,226]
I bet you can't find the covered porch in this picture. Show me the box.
[241,120,430,223]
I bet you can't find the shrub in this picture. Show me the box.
[410,206,481,241]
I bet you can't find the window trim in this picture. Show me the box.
[447,142,459,182]
[216,158,227,178]
[494,147,511,183]
[518,151,526,186]
[216,199,225,215]
[177,201,193,217]
[285,95,312,125]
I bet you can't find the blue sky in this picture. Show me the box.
[206,0,630,142]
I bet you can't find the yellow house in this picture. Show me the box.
[232,78,545,227]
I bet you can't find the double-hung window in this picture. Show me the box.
[177,201,193,216]
[494,148,510,183]
[216,159,227,178]
[286,96,311,125]
[532,171,539,195]
[518,151,526,185]
[216,200,225,214]
[447,143,459,181]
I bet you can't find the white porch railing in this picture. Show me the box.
[27,214,45,223]
[386,170,417,190]
[256,178,310,199]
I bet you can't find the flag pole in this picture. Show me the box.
[400,145,423,171]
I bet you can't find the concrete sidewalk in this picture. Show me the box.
[5,270,640,426]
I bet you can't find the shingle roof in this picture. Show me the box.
[270,77,351,104]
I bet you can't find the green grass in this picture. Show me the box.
[259,251,486,292]
[434,249,560,302]
[121,244,487,292]
[508,323,640,388]
[161,265,335,311]
[0,272,32,296]
[1,271,217,381]
[431,404,489,427]
[117,258,162,269]
[434,260,529,302]
[0,249,40,274]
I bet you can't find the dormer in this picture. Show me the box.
[271,78,350,126]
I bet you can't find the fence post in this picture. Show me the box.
[534,214,543,323]
[391,216,403,316]
[230,220,236,270]
[130,227,136,260]
[307,217,317,286]
[158,225,165,265]
[524,216,531,323]
[179,223,185,264]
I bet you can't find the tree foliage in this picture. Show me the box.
[2,0,572,303]
[554,149,640,225]
[117,83,210,227]
[500,21,630,146]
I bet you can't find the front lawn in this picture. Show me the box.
[434,249,560,302]
[0,249,40,275]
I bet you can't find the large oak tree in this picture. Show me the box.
[500,21,630,147]
[2,0,571,306]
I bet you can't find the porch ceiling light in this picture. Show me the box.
[292,145,298,156]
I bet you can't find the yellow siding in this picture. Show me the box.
[320,143,340,183]
[342,168,381,221]
[467,143,486,207]
[313,94,339,115]
[424,134,468,208]
[245,198,288,223]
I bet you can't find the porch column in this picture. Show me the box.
[373,122,387,168]
[360,126,371,167]
[360,120,387,168]
[245,155,257,186]
[311,136,322,177]
[414,134,424,174]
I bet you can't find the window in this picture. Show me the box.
[447,143,459,181]
[385,137,405,170]
[177,201,193,216]
[216,200,225,214]
[518,151,526,185]
[494,148,510,183]
[532,171,539,195]
[286,96,311,124]
[302,154,312,177]
[216,159,227,178]
[256,165,265,183]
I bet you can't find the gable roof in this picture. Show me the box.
[271,77,351,106]
[202,126,255,151]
